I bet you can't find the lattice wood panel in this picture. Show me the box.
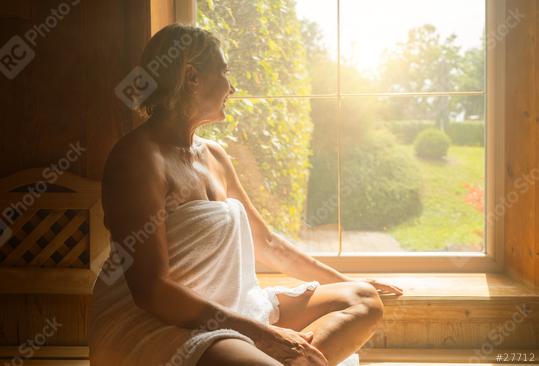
[0,208,90,268]
[0,168,108,294]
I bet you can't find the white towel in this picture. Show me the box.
[164,197,277,324]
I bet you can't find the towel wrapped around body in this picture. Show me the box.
[89,197,359,365]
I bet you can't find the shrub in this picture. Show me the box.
[446,121,484,146]
[414,128,451,159]
[307,131,423,230]
[385,120,436,144]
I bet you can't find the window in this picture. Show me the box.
[185,0,505,272]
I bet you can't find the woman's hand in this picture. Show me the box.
[365,279,403,296]
[252,325,328,366]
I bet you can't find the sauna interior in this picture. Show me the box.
[0,0,538,365]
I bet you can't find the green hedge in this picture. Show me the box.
[386,120,485,146]
[198,0,312,239]
[307,131,423,230]
[414,128,451,159]
[446,121,484,146]
[385,120,436,144]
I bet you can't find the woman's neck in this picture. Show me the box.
[147,110,197,148]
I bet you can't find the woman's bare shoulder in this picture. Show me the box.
[103,127,165,185]
[195,135,230,162]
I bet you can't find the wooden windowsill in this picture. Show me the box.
[256,272,539,302]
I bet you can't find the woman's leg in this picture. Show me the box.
[273,281,384,366]
[197,338,283,366]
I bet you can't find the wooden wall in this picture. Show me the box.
[0,0,166,346]
[503,0,539,289]
[0,0,151,181]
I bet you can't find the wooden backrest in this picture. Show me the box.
[0,168,108,294]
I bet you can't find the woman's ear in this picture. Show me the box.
[184,64,199,93]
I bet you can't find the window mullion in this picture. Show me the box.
[337,0,343,256]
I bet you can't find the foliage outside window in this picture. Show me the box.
[197,0,486,254]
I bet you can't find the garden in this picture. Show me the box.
[196,0,486,253]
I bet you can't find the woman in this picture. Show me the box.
[90,24,403,366]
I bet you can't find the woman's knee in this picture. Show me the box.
[342,280,380,301]
[342,281,384,322]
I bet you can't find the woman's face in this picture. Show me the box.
[193,48,236,124]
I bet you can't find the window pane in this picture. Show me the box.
[340,0,486,93]
[197,0,337,96]
[339,95,485,253]
[197,98,339,254]
[301,99,339,253]
[196,1,488,256]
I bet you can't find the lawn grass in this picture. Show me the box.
[389,145,485,251]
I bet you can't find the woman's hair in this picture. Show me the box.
[136,23,221,118]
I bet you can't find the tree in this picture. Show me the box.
[380,24,462,130]
[455,44,485,120]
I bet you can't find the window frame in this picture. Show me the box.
[178,0,506,273]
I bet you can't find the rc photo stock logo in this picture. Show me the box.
[114,32,193,110]
[98,241,134,286]
[114,66,158,110]
[0,219,13,247]
[0,0,81,80]
[0,36,35,80]
[99,241,134,286]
